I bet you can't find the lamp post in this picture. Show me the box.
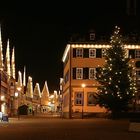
[15,86,22,114]
[81,84,86,119]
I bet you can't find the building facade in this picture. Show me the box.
[0,25,61,117]
[62,42,140,118]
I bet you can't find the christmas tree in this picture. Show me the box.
[95,26,136,114]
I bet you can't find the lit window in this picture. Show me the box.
[76,48,83,57]
[87,92,96,106]
[75,92,83,105]
[135,50,140,58]
[76,68,83,79]
[89,68,95,79]
[1,95,5,101]
[89,49,96,58]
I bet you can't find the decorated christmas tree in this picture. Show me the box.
[95,26,136,114]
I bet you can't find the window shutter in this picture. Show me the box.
[73,48,76,57]
[96,49,102,58]
[73,68,76,79]
[83,68,89,79]
[96,67,100,78]
[129,49,135,58]
[83,49,89,58]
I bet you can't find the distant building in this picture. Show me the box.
[0,27,16,116]
[0,25,60,116]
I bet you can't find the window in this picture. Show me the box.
[76,48,83,57]
[75,92,83,105]
[102,49,106,57]
[76,68,83,79]
[135,50,140,58]
[34,95,39,100]
[11,82,14,86]
[136,80,140,85]
[1,73,7,83]
[1,86,7,94]
[64,71,69,83]
[135,61,140,68]
[136,70,140,79]
[89,49,96,58]
[90,33,95,40]
[87,92,96,105]
[89,68,95,79]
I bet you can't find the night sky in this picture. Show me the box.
[0,1,140,92]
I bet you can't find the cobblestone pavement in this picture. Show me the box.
[0,115,140,140]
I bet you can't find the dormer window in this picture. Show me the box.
[90,33,95,41]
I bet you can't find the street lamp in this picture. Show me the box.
[81,84,86,119]
[15,92,19,98]
[15,86,22,115]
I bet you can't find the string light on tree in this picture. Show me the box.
[95,26,135,114]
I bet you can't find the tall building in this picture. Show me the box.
[62,32,140,118]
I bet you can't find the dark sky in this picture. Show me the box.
[0,1,140,92]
